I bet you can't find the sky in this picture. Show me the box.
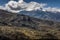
[0,0,60,8]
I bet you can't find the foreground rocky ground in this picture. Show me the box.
[0,26,60,40]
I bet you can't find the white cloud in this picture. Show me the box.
[0,0,60,13]
[43,7,60,13]
[25,2,46,11]
[0,0,46,13]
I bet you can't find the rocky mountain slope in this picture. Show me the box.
[0,9,60,40]
[20,10,60,22]
[0,9,60,30]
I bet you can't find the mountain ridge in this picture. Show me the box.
[0,9,60,30]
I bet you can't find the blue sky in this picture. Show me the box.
[0,0,60,8]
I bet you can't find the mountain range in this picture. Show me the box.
[0,9,60,40]
[0,9,60,29]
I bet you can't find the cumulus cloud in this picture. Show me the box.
[0,0,60,13]
[25,2,46,11]
[0,0,46,13]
